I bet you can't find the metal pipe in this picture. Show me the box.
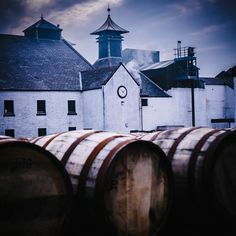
[191,82,195,126]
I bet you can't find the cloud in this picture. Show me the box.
[25,0,52,10]
[0,0,123,34]
[190,23,227,37]
[197,44,226,53]
[0,0,26,32]
[166,0,202,16]
[50,0,123,27]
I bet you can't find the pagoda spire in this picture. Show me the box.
[107,4,111,15]
[23,16,62,40]
[91,7,129,65]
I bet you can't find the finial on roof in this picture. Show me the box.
[41,13,44,20]
[107,4,111,16]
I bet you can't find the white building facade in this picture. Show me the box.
[0,91,83,137]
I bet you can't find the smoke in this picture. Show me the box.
[125,60,142,85]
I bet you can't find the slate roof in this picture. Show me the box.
[0,34,93,90]
[139,72,170,97]
[23,17,62,32]
[81,65,120,90]
[91,14,129,35]
[93,57,122,68]
[215,65,236,89]
[126,67,170,97]
[201,77,228,86]
[140,60,174,71]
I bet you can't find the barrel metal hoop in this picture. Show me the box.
[28,137,36,142]
[95,139,136,214]
[61,131,103,166]
[187,129,222,202]
[31,136,44,144]
[168,127,201,160]
[42,132,67,148]
[150,132,162,142]
[77,135,125,196]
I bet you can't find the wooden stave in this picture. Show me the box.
[31,130,173,236]
[0,139,73,235]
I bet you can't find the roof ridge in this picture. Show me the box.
[62,39,94,70]
[0,34,24,38]
[81,64,120,74]
[23,18,62,32]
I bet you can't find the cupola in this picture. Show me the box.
[23,15,62,40]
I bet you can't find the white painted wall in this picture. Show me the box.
[103,66,141,132]
[0,91,83,138]
[205,85,225,125]
[142,88,207,130]
[224,85,235,119]
[205,84,234,128]
[82,89,104,130]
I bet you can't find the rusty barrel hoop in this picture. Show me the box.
[167,127,202,160]
[61,130,103,166]
[77,135,124,197]
[43,132,67,148]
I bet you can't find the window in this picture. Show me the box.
[68,127,76,131]
[141,98,148,106]
[38,128,47,136]
[37,100,46,115]
[5,129,15,137]
[4,100,14,116]
[68,100,77,115]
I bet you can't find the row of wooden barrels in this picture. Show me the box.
[0,127,235,235]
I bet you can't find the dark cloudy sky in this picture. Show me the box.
[0,0,235,76]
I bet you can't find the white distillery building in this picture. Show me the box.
[0,10,235,138]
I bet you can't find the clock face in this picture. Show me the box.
[117,86,127,98]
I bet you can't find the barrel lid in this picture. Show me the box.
[94,139,173,235]
[0,140,73,234]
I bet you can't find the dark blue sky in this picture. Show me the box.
[0,0,235,76]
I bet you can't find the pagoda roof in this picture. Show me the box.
[91,9,129,35]
[23,16,62,33]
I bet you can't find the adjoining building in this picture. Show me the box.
[123,42,235,130]
[0,9,235,137]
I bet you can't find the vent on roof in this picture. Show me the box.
[23,17,62,40]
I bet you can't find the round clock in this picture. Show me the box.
[117,86,127,98]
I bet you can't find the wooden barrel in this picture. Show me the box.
[0,137,73,235]
[31,130,173,236]
[138,127,236,223]
[0,135,13,140]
